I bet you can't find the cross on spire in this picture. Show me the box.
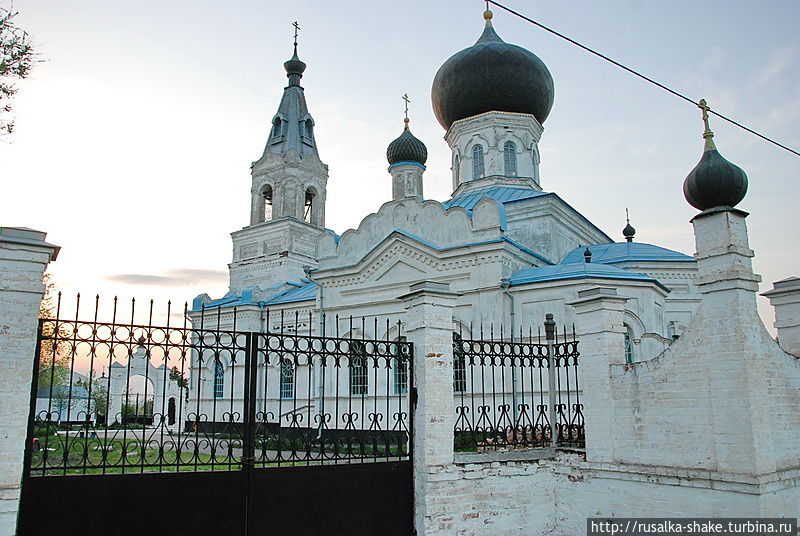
[292,21,300,48]
[626,207,630,224]
[402,93,411,128]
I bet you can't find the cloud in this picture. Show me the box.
[753,47,796,87]
[106,268,228,287]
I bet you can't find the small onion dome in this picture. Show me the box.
[683,100,748,211]
[284,47,307,78]
[623,210,635,242]
[387,120,428,165]
[623,222,636,242]
[431,10,555,130]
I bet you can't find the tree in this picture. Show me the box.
[37,273,72,395]
[1,6,35,135]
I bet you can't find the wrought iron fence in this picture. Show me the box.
[27,294,412,476]
[453,313,584,451]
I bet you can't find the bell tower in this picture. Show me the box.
[230,24,330,292]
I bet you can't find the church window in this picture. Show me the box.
[303,119,314,142]
[624,324,635,363]
[262,185,273,222]
[392,336,408,395]
[273,117,283,138]
[213,359,224,399]
[504,141,517,176]
[453,332,467,393]
[280,359,294,399]
[453,154,460,182]
[349,341,368,396]
[472,145,485,179]
[303,188,315,224]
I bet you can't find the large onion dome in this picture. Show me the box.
[431,10,555,130]
[387,119,428,165]
[683,100,748,211]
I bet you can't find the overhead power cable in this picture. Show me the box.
[487,0,800,158]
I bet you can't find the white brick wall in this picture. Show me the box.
[0,227,58,536]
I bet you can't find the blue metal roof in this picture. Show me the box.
[562,242,694,265]
[509,261,669,291]
[193,281,317,311]
[263,281,316,305]
[442,186,551,212]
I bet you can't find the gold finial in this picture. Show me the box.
[484,1,493,23]
[698,98,717,151]
[402,93,411,129]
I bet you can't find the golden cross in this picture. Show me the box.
[698,98,711,131]
[293,21,300,47]
[402,93,410,121]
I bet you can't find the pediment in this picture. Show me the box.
[374,259,427,283]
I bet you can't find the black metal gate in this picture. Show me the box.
[18,300,414,535]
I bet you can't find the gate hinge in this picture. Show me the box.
[411,387,418,409]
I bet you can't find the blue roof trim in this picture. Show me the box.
[501,237,554,265]
[388,161,426,169]
[324,228,341,244]
[509,261,670,292]
[562,242,694,265]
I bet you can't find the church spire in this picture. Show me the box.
[263,22,319,159]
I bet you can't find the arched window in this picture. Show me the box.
[624,324,635,363]
[453,154,460,182]
[349,341,368,395]
[272,117,283,138]
[280,359,294,399]
[213,359,224,399]
[472,145,485,179]
[392,336,408,395]
[303,188,315,224]
[503,141,517,176]
[262,185,273,222]
[453,332,467,393]
[302,119,314,142]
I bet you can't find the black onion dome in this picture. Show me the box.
[387,124,428,165]
[431,16,555,130]
[623,222,636,241]
[683,147,748,211]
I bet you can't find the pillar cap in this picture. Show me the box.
[397,280,461,301]
[0,226,60,261]
[567,286,629,307]
[761,276,800,299]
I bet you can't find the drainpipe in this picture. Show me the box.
[500,279,519,424]
[303,266,325,439]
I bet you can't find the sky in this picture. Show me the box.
[2,0,798,330]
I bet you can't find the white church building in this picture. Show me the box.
[188,10,701,422]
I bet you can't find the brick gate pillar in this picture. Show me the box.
[568,287,628,463]
[399,280,458,536]
[0,227,59,535]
